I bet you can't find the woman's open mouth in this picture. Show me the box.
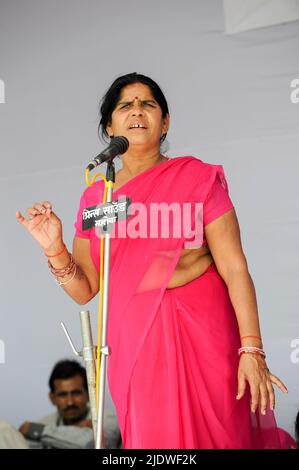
[129,123,147,130]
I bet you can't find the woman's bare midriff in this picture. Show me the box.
[166,246,214,289]
[113,168,214,290]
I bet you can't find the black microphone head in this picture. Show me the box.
[110,136,129,155]
[87,136,129,171]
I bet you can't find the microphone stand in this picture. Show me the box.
[95,159,115,449]
[61,159,116,449]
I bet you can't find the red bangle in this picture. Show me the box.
[45,244,66,258]
[241,335,262,341]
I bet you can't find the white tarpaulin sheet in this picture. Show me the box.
[224,0,299,34]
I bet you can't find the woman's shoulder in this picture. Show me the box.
[169,155,222,173]
[168,156,228,193]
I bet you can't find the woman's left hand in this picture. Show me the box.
[236,353,288,415]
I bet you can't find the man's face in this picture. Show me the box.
[49,375,89,425]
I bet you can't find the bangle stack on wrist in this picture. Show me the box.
[239,335,265,358]
[47,252,77,286]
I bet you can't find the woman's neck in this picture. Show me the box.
[121,148,166,177]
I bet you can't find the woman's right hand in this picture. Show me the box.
[16,201,64,254]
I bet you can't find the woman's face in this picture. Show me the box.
[106,83,169,150]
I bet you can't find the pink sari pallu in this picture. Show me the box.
[77,156,284,448]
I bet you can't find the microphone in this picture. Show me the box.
[87,136,129,171]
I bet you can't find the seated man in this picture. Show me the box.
[0,359,121,449]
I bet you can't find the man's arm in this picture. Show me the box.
[19,421,93,449]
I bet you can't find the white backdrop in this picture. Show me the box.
[0,0,298,439]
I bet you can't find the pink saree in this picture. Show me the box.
[75,156,284,449]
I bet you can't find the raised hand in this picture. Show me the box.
[16,201,64,254]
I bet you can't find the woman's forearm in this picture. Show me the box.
[225,269,263,348]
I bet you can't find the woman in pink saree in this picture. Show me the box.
[16,73,290,449]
